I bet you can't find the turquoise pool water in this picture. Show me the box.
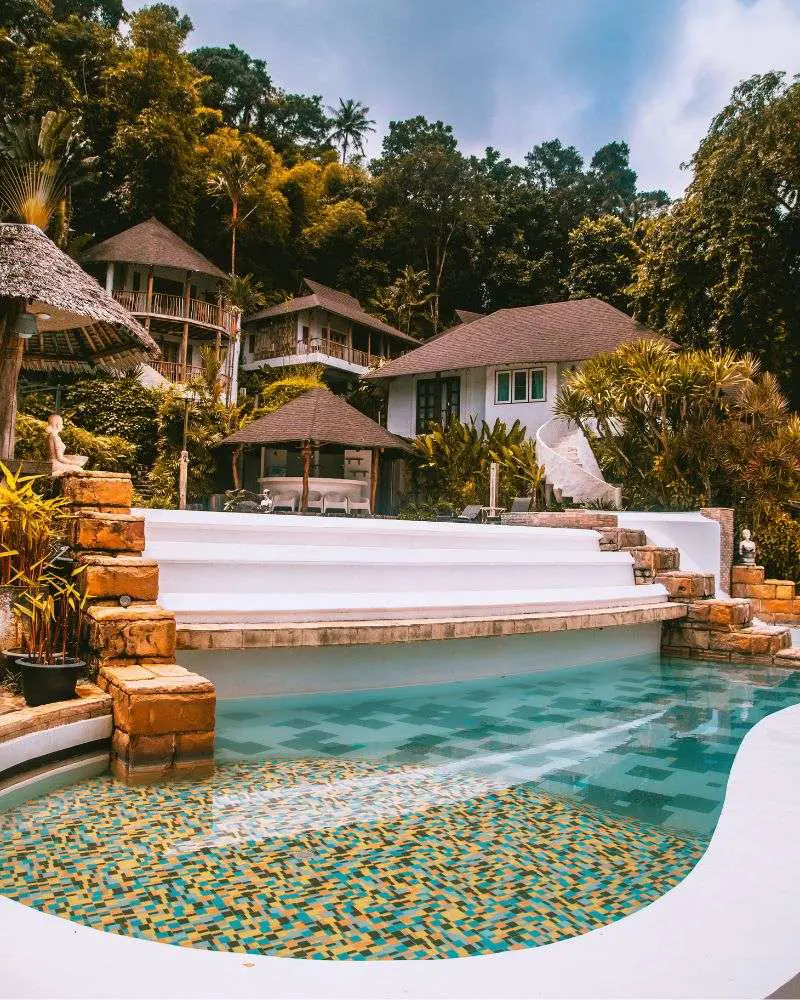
[1,654,799,959]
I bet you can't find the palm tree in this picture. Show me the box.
[326,98,375,164]
[370,265,434,336]
[0,111,94,244]
[207,148,265,276]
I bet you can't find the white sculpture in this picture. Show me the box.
[259,488,273,513]
[739,527,757,566]
[45,414,88,477]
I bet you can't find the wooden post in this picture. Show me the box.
[0,299,24,460]
[105,262,114,294]
[144,267,154,331]
[370,448,382,514]
[301,441,312,512]
[180,271,191,380]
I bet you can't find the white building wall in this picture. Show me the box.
[386,369,479,438]
[386,378,416,437]
[484,362,558,438]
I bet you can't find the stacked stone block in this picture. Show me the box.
[730,566,800,624]
[61,470,215,781]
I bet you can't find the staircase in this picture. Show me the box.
[140,509,669,625]
[535,417,622,509]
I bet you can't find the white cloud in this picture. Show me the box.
[628,0,800,196]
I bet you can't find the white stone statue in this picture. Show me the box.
[45,414,88,476]
[739,527,757,566]
[259,488,273,513]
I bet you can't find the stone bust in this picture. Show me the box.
[738,528,757,566]
[45,414,88,476]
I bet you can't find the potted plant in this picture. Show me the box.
[15,568,86,706]
[0,462,77,699]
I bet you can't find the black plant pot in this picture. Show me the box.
[19,656,84,707]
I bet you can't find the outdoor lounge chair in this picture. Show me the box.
[306,491,324,514]
[323,493,349,515]
[455,504,485,523]
[348,496,371,516]
[272,492,299,513]
[510,496,533,513]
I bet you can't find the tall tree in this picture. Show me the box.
[632,71,800,405]
[327,98,375,164]
[205,128,269,275]
[567,214,639,311]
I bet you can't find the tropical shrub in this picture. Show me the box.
[556,340,800,581]
[407,418,545,514]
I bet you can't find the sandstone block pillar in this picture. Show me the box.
[60,470,216,781]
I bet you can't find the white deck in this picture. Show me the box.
[140,510,668,625]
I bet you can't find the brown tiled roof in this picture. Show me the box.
[221,388,412,450]
[245,279,420,346]
[366,298,665,380]
[0,223,159,373]
[455,309,485,324]
[84,218,227,280]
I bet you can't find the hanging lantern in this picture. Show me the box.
[15,313,38,340]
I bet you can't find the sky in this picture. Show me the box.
[129,0,800,196]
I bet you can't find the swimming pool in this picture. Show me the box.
[1,655,798,960]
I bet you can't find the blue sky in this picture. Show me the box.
[129,0,800,195]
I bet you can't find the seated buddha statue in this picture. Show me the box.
[45,414,88,477]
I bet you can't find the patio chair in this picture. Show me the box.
[348,496,371,516]
[306,491,324,514]
[272,491,299,513]
[323,493,349,515]
[455,504,485,523]
[510,497,533,513]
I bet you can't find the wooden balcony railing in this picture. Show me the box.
[252,336,380,368]
[114,290,237,336]
[150,359,231,392]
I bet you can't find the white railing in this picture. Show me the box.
[114,290,236,336]
[536,417,622,509]
[252,335,381,368]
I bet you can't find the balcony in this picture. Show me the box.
[114,290,237,337]
[149,359,231,394]
[251,335,385,370]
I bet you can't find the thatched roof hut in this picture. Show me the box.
[84,217,227,281]
[0,222,159,373]
[222,387,410,452]
[221,387,410,512]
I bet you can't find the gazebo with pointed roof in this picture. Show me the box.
[221,387,410,512]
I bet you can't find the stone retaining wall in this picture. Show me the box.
[61,471,216,782]
[730,565,800,624]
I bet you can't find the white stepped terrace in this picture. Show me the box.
[141,510,668,625]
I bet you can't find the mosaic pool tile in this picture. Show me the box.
[0,758,705,960]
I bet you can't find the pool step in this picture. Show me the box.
[163,584,669,624]
[141,509,603,554]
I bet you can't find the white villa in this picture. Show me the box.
[241,278,420,387]
[84,218,239,402]
[368,298,665,505]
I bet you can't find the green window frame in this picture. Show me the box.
[530,367,546,401]
[495,367,547,403]
[495,371,511,403]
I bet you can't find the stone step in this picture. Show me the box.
[685,597,753,629]
[663,620,791,658]
[598,528,647,552]
[78,554,159,602]
[625,545,680,583]
[654,570,716,601]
